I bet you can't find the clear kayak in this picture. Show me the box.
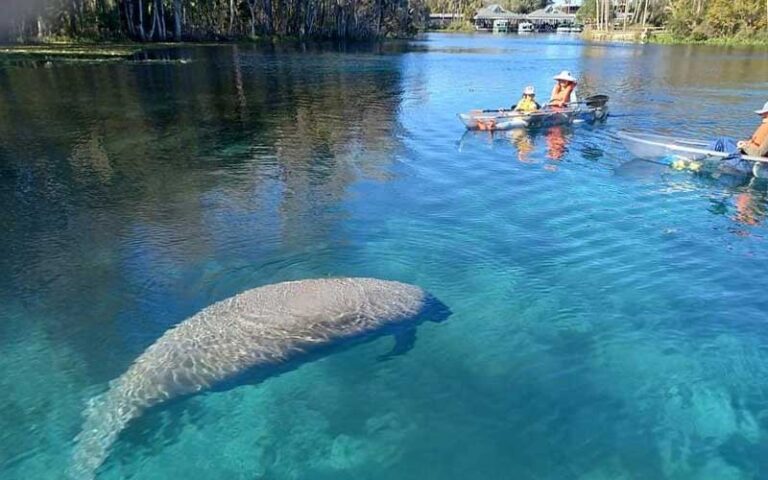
[617,130,768,178]
[458,106,607,131]
[458,95,609,131]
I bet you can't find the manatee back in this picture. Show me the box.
[115,277,428,406]
[227,277,428,334]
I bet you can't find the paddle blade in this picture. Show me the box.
[584,94,609,108]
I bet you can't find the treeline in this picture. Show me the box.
[578,0,768,40]
[666,0,767,40]
[1,0,429,42]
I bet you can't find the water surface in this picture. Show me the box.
[2,34,768,479]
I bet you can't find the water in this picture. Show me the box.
[2,33,768,479]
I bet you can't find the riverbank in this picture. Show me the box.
[0,43,145,60]
[582,28,650,43]
[583,28,768,48]
[650,32,768,47]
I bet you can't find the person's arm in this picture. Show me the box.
[741,140,761,157]
[549,84,559,104]
[740,125,768,157]
[743,136,768,157]
[561,84,575,106]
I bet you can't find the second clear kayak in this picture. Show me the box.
[617,130,768,178]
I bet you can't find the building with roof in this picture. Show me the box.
[473,1,582,31]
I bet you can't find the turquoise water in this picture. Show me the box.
[2,34,768,479]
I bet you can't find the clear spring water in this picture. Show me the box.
[1,33,768,479]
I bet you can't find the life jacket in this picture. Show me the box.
[550,83,575,106]
[747,120,768,152]
[515,97,539,113]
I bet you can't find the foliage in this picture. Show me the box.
[506,0,548,14]
[576,0,596,22]
[662,0,767,39]
[578,0,768,41]
[2,0,429,42]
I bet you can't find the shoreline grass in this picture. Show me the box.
[649,32,768,48]
[0,43,146,60]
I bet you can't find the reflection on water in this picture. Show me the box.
[2,34,768,480]
[458,125,576,166]
[705,176,768,230]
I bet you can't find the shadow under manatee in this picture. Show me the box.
[105,294,452,471]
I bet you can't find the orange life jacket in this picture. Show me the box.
[550,83,574,106]
[747,120,768,150]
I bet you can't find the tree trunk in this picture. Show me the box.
[263,0,273,35]
[136,0,147,41]
[158,0,166,40]
[595,0,601,30]
[229,0,236,35]
[622,0,626,30]
[173,0,182,40]
[124,0,136,37]
[37,16,45,40]
[247,0,257,37]
[147,0,158,40]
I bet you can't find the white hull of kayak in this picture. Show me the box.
[617,130,768,178]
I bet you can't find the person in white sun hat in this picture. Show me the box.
[549,70,578,108]
[514,85,540,113]
[736,101,768,157]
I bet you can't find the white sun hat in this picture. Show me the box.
[755,101,768,114]
[553,70,578,83]
[523,85,535,95]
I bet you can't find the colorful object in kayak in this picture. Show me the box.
[476,118,497,131]
[617,130,768,178]
[671,158,702,172]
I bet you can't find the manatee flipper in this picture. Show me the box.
[378,328,417,361]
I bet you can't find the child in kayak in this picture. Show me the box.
[514,86,540,113]
[737,101,768,157]
[549,71,578,108]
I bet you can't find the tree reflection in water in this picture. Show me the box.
[0,43,407,371]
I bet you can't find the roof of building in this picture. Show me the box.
[474,4,526,19]
[475,1,580,20]
[528,7,576,17]
[552,0,584,7]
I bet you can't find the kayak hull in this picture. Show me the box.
[617,130,768,178]
[458,106,607,131]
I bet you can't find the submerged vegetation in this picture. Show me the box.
[0,0,429,43]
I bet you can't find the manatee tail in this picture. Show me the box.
[68,387,141,480]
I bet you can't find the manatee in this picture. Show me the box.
[69,277,449,479]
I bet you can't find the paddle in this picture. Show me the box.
[566,94,609,109]
[476,94,609,114]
